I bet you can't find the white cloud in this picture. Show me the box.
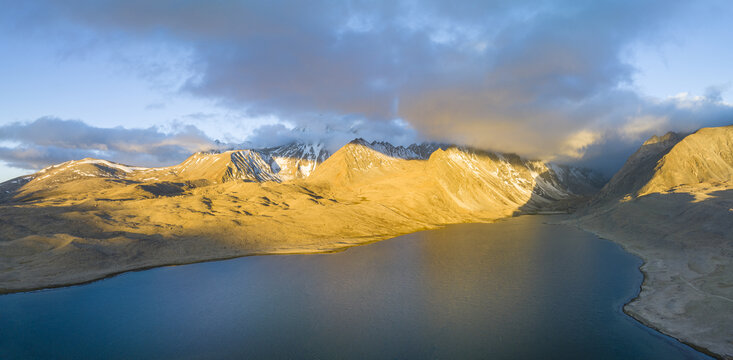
[621,115,669,140]
[0,117,215,170]
[560,130,601,158]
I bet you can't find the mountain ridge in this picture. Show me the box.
[0,139,606,294]
[1,138,605,199]
[570,125,733,358]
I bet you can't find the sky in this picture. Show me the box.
[1,0,732,181]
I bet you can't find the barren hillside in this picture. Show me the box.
[571,125,733,358]
[0,140,601,294]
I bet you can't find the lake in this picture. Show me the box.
[0,216,711,359]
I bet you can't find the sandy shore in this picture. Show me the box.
[565,188,733,359]
[563,223,728,360]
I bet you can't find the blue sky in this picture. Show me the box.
[626,2,733,101]
[1,0,732,181]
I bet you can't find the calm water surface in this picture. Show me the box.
[0,216,711,359]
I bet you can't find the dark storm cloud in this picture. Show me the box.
[0,117,215,169]
[8,0,733,173]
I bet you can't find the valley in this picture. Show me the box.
[0,125,731,358]
[0,139,602,293]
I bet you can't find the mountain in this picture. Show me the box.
[571,125,733,357]
[6,142,328,201]
[0,137,606,295]
[585,131,684,206]
[169,141,332,183]
[162,150,281,183]
[638,127,733,196]
[310,139,604,213]
[424,148,585,212]
[308,139,416,186]
[261,141,330,180]
[25,158,147,184]
[158,141,331,183]
[3,158,152,202]
[10,138,600,197]
[4,150,287,202]
[349,138,448,160]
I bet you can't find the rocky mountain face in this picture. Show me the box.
[348,138,449,160]
[170,150,281,183]
[571,125,733,357]
[261,142,330,181]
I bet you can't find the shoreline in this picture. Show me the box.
[561,221,727,360]
[622,266,724,360]
[1,215,723,359]
[0,225,448,296]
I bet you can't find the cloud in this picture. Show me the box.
[559,93,733,174]
[6,1,733,174]
[0,117,215,169]
[620,115,668,140]
[561,130,601,159]
[243,117,418,152]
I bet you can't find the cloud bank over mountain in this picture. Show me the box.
[3,0,732,175]
[0,118,214,170]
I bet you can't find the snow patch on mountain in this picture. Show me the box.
[261,142,330,180]
[349,138,449,160]
[224,150,281,182]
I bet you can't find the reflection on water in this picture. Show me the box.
[0,216,711,359]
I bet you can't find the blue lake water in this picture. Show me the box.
[0,216,712,359]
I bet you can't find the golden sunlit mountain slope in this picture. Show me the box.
[639,126,733,196]
[0,140,602,296]
[156,150,282,183]
[570,125,733,358]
